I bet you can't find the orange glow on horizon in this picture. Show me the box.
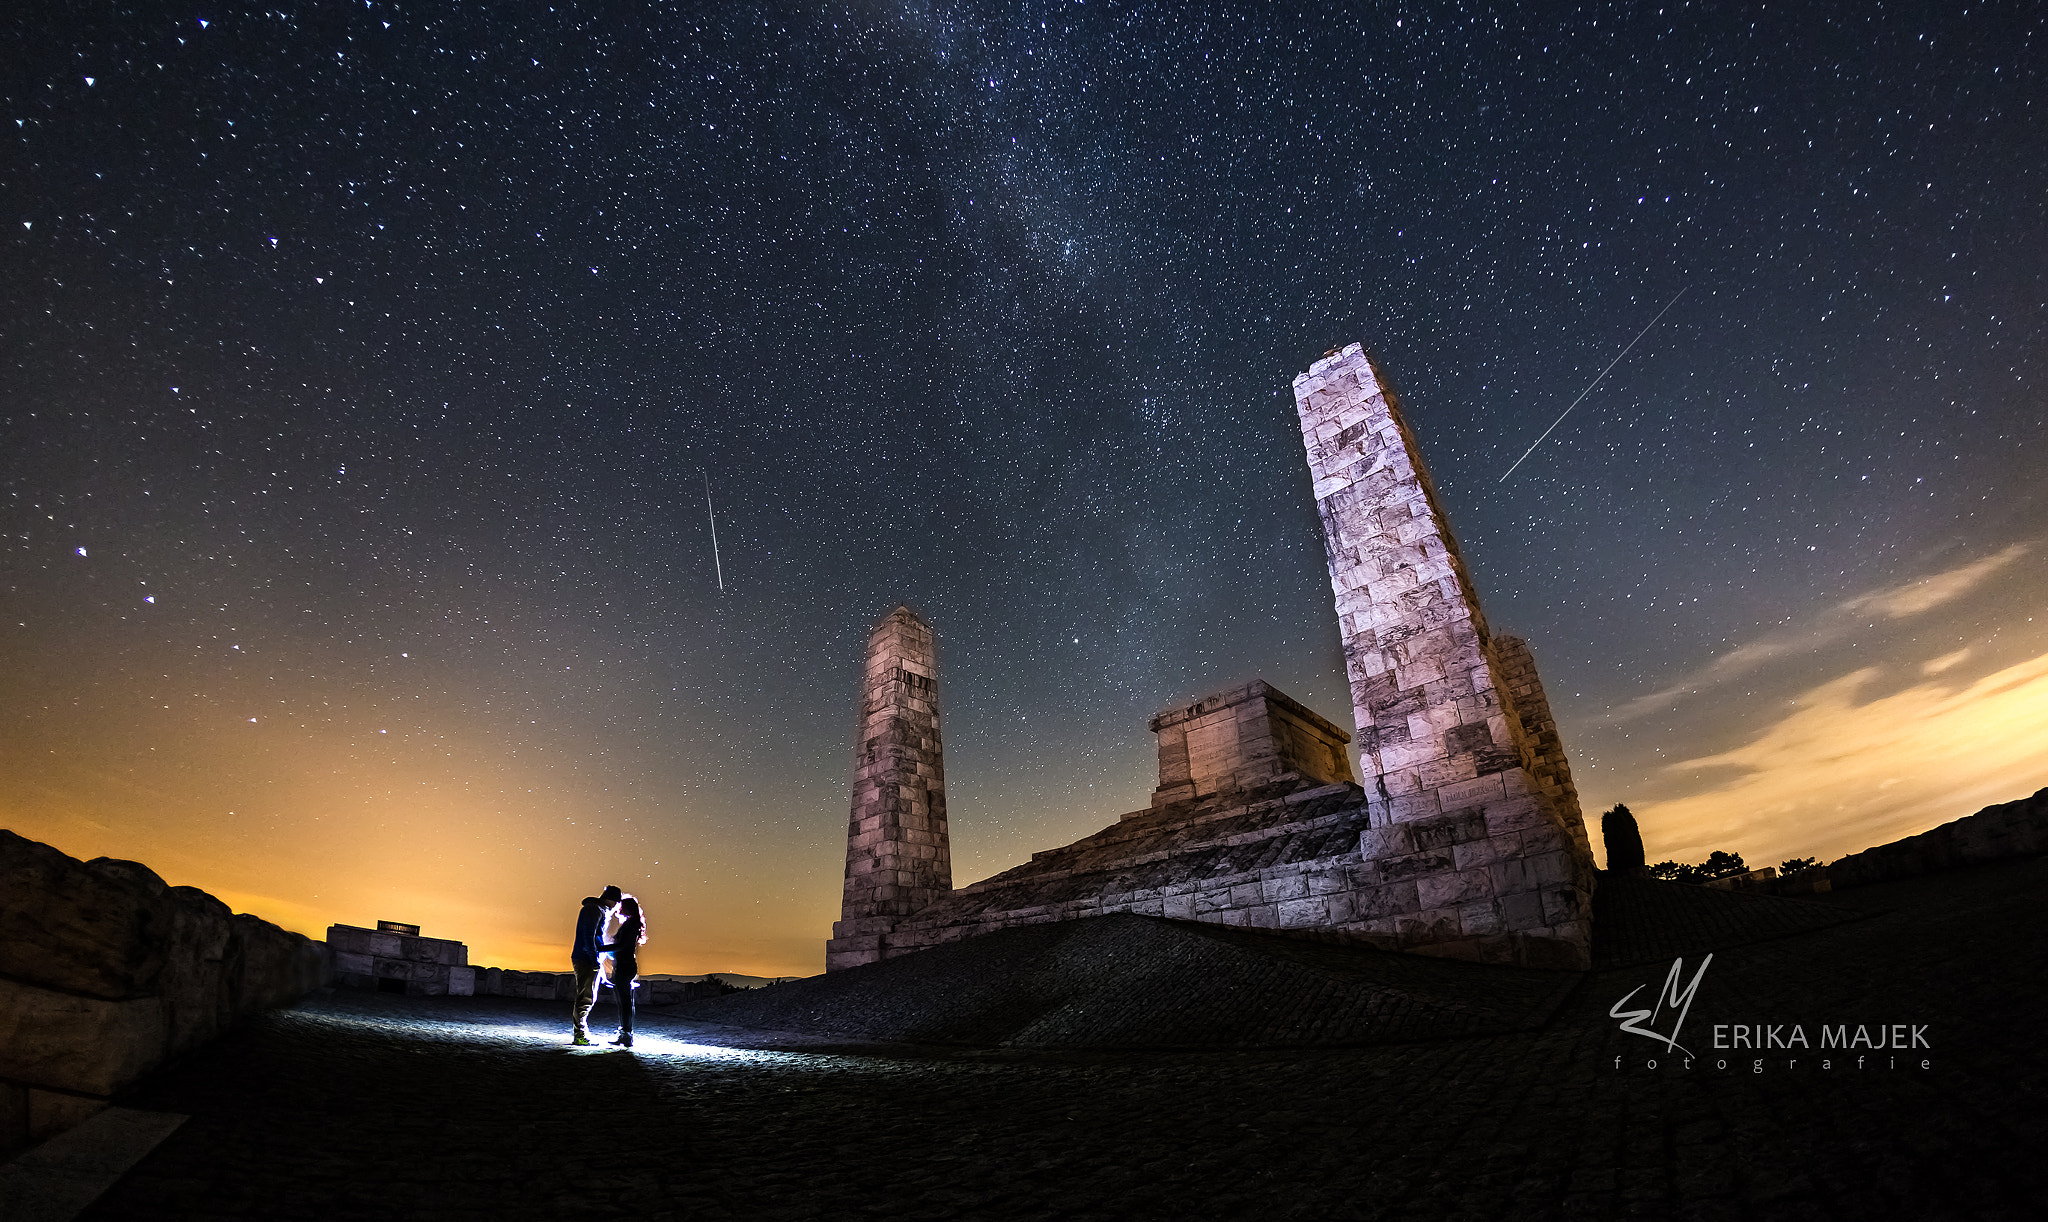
[1623,649,2048,870]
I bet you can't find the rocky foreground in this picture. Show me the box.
[59,854,2048,1220]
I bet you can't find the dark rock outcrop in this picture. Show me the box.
[1826,788,2048,888]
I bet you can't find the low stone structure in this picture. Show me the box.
[1146,680,1356,809]
[1701,867,1784,892]
[0,831,328,1155]
[889,682,1360,945]
[857,670,1589,968]
[327,924,475,997]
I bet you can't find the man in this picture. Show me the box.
[570,885,622,1045]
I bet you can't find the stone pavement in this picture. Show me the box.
[60,858,2048,1220]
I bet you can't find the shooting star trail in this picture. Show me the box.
[1499,285,1689,484]
[704,472,724,592]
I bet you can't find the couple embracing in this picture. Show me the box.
[570,885,647,1048]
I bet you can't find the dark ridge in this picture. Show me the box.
[675,913,1580,1050]
[1590,872,1865,969]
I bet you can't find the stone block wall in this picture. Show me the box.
[876,773,1375,962]
[328,924,474,997]
[828,606,952,971]
[858,678,1583,970]
[1293,343,1595,968]
[1147,679,1356,809]
[1492,635,1592,861]
[0,831,329,1156]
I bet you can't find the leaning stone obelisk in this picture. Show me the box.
[1493,633,1593,862]
[825,606,952,971]
[1294,343,1595,968]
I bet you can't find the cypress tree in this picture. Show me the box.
[1602,803,1646,872]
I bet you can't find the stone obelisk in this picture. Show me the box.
[1294,343,1594,968]
[825,606,952,971]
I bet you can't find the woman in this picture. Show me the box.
[600,896,646,1048]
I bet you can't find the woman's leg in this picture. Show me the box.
[618,970,635,1034]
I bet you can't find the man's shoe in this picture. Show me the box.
[610,1032,633,1048]
[572,1030,592,1046]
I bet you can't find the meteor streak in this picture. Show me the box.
[1500,285,1689,484]
[704,472,724,592]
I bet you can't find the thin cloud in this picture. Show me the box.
[1610,542,2030,720]
[1634,648,2048,869]
[1839,544,2032,618]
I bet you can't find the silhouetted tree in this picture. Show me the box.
[1601,804,1646,872]
[1698,850,1748,879]
[1779,856,1820,876]
[1649,850,1750,885]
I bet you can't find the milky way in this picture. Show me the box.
[4,2,2042,974]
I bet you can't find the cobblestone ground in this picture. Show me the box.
[85,859,2048,1221]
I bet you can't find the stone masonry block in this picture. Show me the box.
[1306,868,1352,896]
[1359,825,1415,859]
[1499,890,1546,932]
[1438,772,1507,810]
[0,979,167,1096]
[1385,789,1441,820]
[1489,855,1537,895]
[1400,909,1462,944]
[1322,890,1358,923]
[1452,833,1510,872]
[1408,808,1489,851]
[1238,904,1280,928]
[1483,794,1552,838]
[1262,874,1309,903]
[326,926,371,955]
[1376,850,1454,882]
[1457,899,1506,937]
[1419,754,1479,791]
[1541,885,1590,927]
[1279,897,1330,927]
[1529,849,1576,887]
[1418,870,1492,910]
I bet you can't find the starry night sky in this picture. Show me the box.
[5,1,2043,975]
